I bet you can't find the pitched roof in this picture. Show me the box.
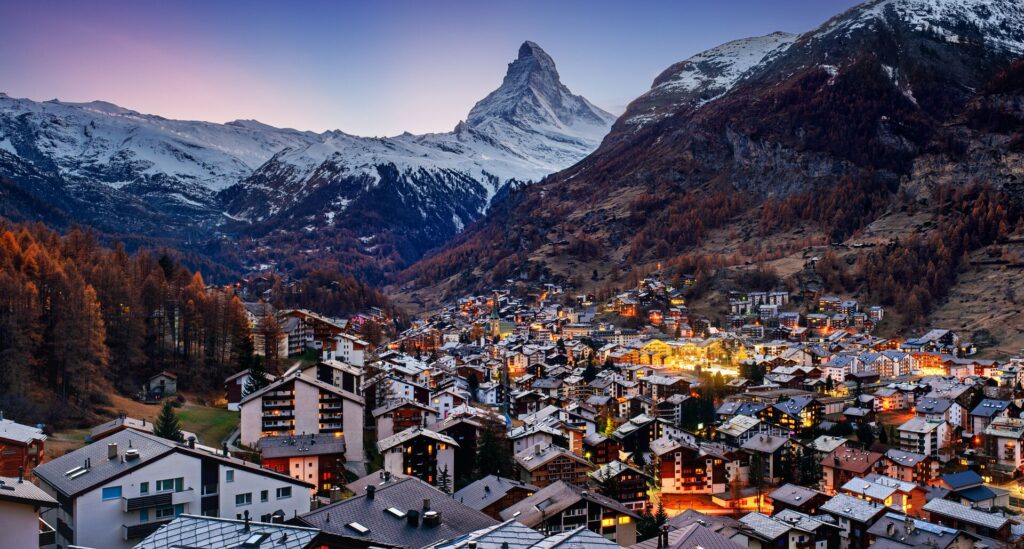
[0,476,57,507]
[240,372,364,406]
[923,498,1009,530]
[820,493,886,523]
[377,427,458,452]
[768,483,824,507]
[299,477,498,548]
[499,481,637,527]
[738,513,791,541]
[34,429,311,498]
[629,522,744,549]
[133,514,322,549]
[514,444,591,472]
[821,446,883,474]
[454,475,538,512]
[0,417,46,444]
[424,519,544,548]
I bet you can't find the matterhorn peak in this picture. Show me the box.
[465,41,614,138]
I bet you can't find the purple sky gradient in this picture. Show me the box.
[1,0,862,135]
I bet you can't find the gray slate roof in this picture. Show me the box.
[454,475,538,512]
[922,498,1009,530]
[33,429,175,497]
[299,477,498,548]
[0,417,46,444]
[134,514,321,549]
[0,476,57,507]
[630,522,744,549]
[499,481,637,527]
[34,429,311,498]
[258,433,346,459]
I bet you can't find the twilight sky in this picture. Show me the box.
[2,0,861,136]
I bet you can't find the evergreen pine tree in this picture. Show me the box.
[436,465,452,494]
[153,400,184,442]
[244,358,270,396]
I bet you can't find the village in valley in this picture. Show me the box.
[6,260,1024,549]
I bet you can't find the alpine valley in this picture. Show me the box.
[402,0,1024,347]
[0,41,614,281]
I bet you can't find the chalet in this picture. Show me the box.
[740,434,795,485]
[819,493,887,549]
[653,394,690,426]
[757,395,821,434]
[239,373,364,467]
[714,415,763,447]
[377,427,458,488]
[739,510,839,549]
[499,480,639,546]
[590,460,650,512]
[0,416,46,477]
[768,483,829,515]
[146,371,177,399]
[612,414,671,456]
[820,447,884,495]
[435,413,484,485]
[514,443,594,489]
[453,475,537,520]
[867,513,973,549]
[840,473,927,518]
[372,399,440,441]
[970,399,1015,436]
[881,449,940,485]
[922,498,1010,541]
[582,433,621,466]
[936,470,1006,509]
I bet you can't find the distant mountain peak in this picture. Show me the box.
[466,41,614,140]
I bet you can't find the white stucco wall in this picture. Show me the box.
[0,499,40,549]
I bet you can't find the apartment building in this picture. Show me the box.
[33,430,311,549]
[238,373,364,466]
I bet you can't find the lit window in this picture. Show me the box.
[618,516,631,524]
[601,518,615,527]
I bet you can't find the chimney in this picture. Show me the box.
[222,443,229,457]
[366,485,376,499]
[535,443,541,455]
[407,509,420,527]
[468,542,478,549]
[187,436,196,449]
[423,498,431,511]
[330,487,343,502]
[423,510,442,528]
[108,443,118,460]
[17,466,23,483]
[243,510,251,532]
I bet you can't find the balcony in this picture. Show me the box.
[123,488,192,511]
[123,520,172,540]
[123,492,171,512]
[39,518,56,547]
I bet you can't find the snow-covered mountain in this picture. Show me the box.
[225,41,614,224]
[220,42,614,275]
[0,41,613,275]
[618,32,797,130]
